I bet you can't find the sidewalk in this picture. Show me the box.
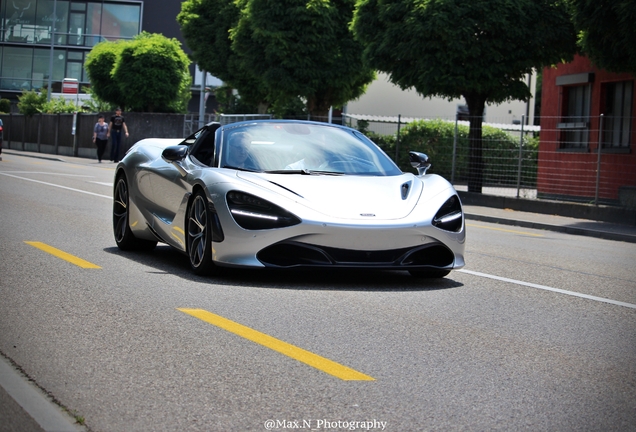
[4,149,636,244]
[463,204,636,243]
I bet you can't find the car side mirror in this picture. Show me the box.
[409,151,431,176]
[162,145,189,177]
[162,145,188,162]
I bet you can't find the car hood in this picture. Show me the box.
[237,172,423,220]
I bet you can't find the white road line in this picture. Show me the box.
[0,172,111,199]
[0,171,92,177]
[0,356,83,432]
[459,269,636,310]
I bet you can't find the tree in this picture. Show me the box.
[178,0,375,118]
[232,0,375,119]
[85,33,191,112]
[352,0,576,192]
[177,0,266,111]
[114,33,191,112]
[17,89,81,115]
[569,0,636,74]
[85,40,127,108]
[17,89,46,116]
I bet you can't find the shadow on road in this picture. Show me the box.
[104,245,464,292]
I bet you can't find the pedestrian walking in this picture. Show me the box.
[108,107,129,162]
[93,115,108,163]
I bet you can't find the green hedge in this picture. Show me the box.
[0,98,10,113]
[366,119,538,187]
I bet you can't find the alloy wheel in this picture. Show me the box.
[113,178,128,243]
[188,194,208,268]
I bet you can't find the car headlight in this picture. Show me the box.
[432,195,463,232]
[227,191,301,230]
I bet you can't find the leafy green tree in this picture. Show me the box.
[85,33,191,112]
[85,40,127,108]
[569,0,636,74]
[17,90,46,148]
[17,89,81,114]
[177,0,267,111]
[0,98,11,113]
[42,96,81,114]
[113,32,191,112]
[232,0,375,119]
[17,89,47,116]
[213,83,259,114]
[352,0,576,192]
[80,86,115,114]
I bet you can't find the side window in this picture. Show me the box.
[190,124,220,166]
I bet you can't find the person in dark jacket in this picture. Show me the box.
[108,107,129,162]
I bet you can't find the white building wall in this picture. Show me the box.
[345,72,536,125]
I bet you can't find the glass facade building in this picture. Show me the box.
[0,0,142,93]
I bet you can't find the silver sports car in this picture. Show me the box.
[113,120,465,278]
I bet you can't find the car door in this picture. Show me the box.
[148,125,218,227]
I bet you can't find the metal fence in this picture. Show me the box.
[341,113,635,208]
[2,111,634,209]
[342,113,540,197]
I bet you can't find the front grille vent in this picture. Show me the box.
[257,242,454,269]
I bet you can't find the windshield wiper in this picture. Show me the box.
[223,165,261,172]
[264,169,343,175]
[307,170,344,176]
[264,169,311,174]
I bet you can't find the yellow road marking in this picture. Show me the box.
[24,241,101,269]
[177,308,375,381]
[466,223,544,237]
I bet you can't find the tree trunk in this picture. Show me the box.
[257,102,269,114]
[464,94,487,193]
[307,93,331,122]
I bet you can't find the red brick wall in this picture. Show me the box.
[539,55,636,202]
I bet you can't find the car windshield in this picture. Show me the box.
[219,121,402,176]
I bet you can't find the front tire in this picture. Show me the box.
[113,175,157,251]
[408,269,451,279]
[187,190,217,275]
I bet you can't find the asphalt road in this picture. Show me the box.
[1,154,635,432]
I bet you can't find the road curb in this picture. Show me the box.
[465,213,636,243]
[3,150,66,163]
[0,354,85,432]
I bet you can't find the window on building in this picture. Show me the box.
[558,84,591,150]
[65,50,83,81]
[1,46,33,90]
[85,3,103,47]
[0,0,141,92]
[31,0,70,45]
[102,3,141,40]
[68,2,87,46]
[603,80,633,149]
[2,0,37,43]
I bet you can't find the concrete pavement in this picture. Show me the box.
[1,148,635,430]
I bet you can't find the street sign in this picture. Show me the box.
[62,78,79,94]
